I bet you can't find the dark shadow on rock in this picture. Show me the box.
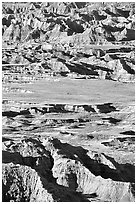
[2,137,14,142]
[83,105,96,112]
[122,29,135,41]
[2,139,89,202]
[102,153,135,183]
[2,151,23,164]
[102,117,121,124]
[80,62,110,71]
[102,24,125,33]
[2,137,135,202]
[96,103,117,113]
[49,138,135,183]
[84,192,98,198]
[92,10,107,21]
[120,59,135,74]
[107,47,132,53]
[2,109,31,118]
[64,62,99,76]
[75,2,87,9]
[2,111,19,117]
[105,8,120,17]
[116,8,130,18]
[120,130,135,135]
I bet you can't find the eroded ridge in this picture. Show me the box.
[2,137,135,202]
[2,2,135,83]
[2,2,135,202]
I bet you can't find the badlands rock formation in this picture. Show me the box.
[2,2,135,82]
[2,2,135,202]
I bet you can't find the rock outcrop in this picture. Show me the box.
[2,2,135,82]
[2,137,135,202]
[2,2,135,202]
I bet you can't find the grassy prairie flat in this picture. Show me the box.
[3,78,135,105]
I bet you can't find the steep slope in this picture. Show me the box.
[2,137,135,202]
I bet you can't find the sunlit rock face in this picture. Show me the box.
[2,137,135,202]
[2,2,135,202]
[2,2,135,82]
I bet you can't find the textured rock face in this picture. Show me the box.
[2,2,135,202]
[2,99,135,202]
[2,137,135,202]
[2,2,135,82]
